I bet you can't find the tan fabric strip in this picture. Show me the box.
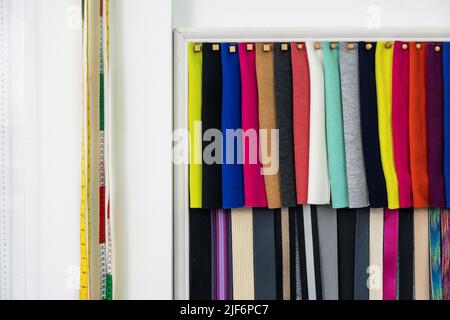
[255,43,282,209]
[281,208,291,300]
[369,208,384,300]
[231,208,255,300]
[414,208,429,300]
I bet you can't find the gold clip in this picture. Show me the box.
[402,43,408,50]
[229,45,236,53]
[330,42,338,49]
[246,43,254,51]
[416,43,422,50]
[297,43,304,50]
[212,43,220,51]
[385,42,392,49]
[262,43,271,52]
[193,44,202,52]
[347,43,355,50]
[281,43,289,51]
[435,45,441,52]
[314,42,321,50]
[365,43,373,50]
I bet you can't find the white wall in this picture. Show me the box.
[172,0,450,28]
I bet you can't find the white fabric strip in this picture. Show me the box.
[306,42,330,204]
[369,208,384,300]
[0,0,11,300]
[303,205,317,300]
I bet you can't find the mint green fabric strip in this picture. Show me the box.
[323,42,349,208]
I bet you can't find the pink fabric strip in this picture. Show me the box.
[238,43,268,207]
[383,208,399,300]
[392,42,413,208]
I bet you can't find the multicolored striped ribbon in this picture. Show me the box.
[212,209,232,300]
[429,208,443,300]
[441,209,450,299]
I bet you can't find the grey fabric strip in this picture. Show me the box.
[253,208,277,300]
[354,207,370,300]
[339,43,369,208]
[316,205,339,300]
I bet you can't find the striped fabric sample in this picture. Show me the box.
[409,42,430,207]
[375,42,399,209]
[239,43,267,207]
[339,42,369,208]
[231,208,255,300]
[429,208,443,300]
[441,209,450,300]
[306,42,330,204]
[392,42,413,208]
[291,42,310,205]
[426,43,446,208]
[323,42,348,209]
[221,43,244,208]
[255,43,282,208]
[188,43,203,208]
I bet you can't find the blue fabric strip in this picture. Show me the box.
[221,43,245,208]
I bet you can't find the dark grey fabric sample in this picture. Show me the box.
[253,208,277,300]
[274,43,297,207]
[354,207,370,300]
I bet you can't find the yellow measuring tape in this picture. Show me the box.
[80,0,91,300]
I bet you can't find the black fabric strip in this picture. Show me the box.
[189,209,212,300]
[354,207,370,300]
[253,208,277,300]
[398,208,414,300]
[311,206,323,300]
[358,42,388,208]
[337,208,357,300]
[202,43,222,209]
[289,208,297,300]
[274,44,297,207]
[274,209,284,300]
[296,206,309,300]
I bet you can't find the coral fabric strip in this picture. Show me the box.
[238,43,267,207]
[392,42,413,208]
[375,42,399,209]
[255,43,282,208]
[291,42,311,205]
[426,43,446,208]
[323,42,349,209]
[409,42,430,207]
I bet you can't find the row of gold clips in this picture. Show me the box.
[193,42,442,53]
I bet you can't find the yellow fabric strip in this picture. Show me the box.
[281,208,290,300]
[231,208,255,300]
[414,208,430,300]
[369,208,383,300]
[375,42,399,209]
[188,43,203,208]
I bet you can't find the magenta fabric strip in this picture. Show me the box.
[392,42,412,208]
[383,209,399,300]
[238,43,268,207]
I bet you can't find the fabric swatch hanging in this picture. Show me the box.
[188,43,203,208]
[274,43,296,207]
[375,41,399,209]
[383,209,399,300]
[392,42,413,208]
[306,42,330,205]
[239,43,267,207]
[354,208,370,300]
[221,43,244,208]
[369,208,384,300]
[409,42,430,207]
[426,43,446,208]
[414,208,430,300]
[429,208,443,300]
[323,42,348,209]
[358,42,388,208]
[441,209,450,300]
[398,208,414,300]
[255,43,282,209]
[202,43,223,209]
[445,43,450,206]
[291,42,310,205]
[339,42,369,208]
[337,208,356,300]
